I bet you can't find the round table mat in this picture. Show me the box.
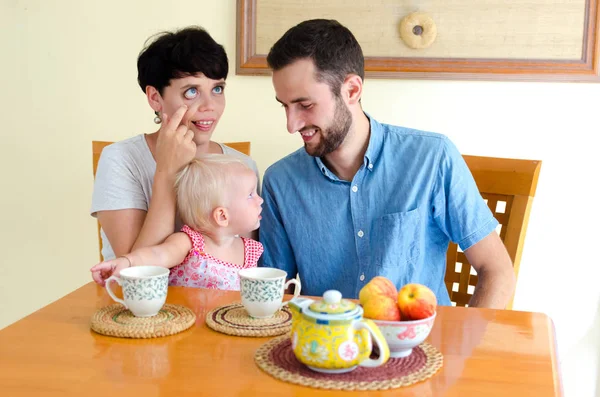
[91,303,196,339]
[205,303,292,337]
[255,335,443,391]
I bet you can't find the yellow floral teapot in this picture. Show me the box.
[288,290,390,373]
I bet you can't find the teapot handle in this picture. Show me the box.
[353,319,390,368]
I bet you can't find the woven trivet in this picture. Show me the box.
[255,335,443,391]
[91,303,196,339]
[205,303,292,337]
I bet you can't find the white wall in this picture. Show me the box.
[1,1,599,395]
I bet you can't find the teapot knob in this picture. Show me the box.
[323,290,342,304]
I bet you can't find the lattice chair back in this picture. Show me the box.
[445,155,542,309]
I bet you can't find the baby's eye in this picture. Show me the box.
[248,192,254,199]
[300,103,313,110]
[184,87,198,99]
[212,85,224,94]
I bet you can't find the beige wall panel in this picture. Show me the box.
[256,0,586,59]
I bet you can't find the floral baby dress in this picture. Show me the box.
[168,225,263,290]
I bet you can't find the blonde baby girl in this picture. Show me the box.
[90,154,263,290]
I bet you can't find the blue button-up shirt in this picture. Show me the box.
[259,116,497,305]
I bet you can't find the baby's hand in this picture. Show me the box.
[90,257,130,286]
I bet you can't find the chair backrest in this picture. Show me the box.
[92,140,252,261]
[445,155,542,309]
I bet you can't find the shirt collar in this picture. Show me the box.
[315,156,339,181]
[314,112,384,180]
[363,113,384,172]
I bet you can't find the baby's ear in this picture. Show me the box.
[212,207,229,227]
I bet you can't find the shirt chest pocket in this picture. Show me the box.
[371,208,421,270]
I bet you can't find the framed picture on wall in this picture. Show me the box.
[236,0,600,82]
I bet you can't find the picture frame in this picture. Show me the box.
[236,0,600,82]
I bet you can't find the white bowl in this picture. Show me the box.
[372,312,436,358]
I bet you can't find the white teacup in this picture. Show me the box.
[105,266,169,317]
[238,268,301,318]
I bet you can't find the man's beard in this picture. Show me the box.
[304,97,352,157]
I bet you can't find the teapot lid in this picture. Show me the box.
[307,290,359,317]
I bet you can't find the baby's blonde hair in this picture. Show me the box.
[175,154,250,233]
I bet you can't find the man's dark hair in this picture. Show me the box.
[267,19,364,96]
[137,26,228,94]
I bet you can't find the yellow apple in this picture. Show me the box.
[362,295,401,321]
[359,276,398,302]
[397,283,437,320]
[359,276,401,321]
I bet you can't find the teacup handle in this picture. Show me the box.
[280,278,302,308]
[105,275,127,308]
[353,319,390,368]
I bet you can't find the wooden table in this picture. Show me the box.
[0,282,563,396]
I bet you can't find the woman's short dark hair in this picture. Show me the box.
[137,26,228,94]
[266,19,364,96]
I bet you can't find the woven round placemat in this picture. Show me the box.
[91,303,196,339]
[205,303,292,337]
[255,335,443,391]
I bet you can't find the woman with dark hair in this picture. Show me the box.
[91,26,259,261]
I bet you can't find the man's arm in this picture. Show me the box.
[431,138,515,309]
[464,231,516,309]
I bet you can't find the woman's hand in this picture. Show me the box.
[155,105,197,174]
[90,257,131,286]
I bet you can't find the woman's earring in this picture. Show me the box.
[153,111,162,124]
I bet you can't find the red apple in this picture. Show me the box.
[397,283,437,320]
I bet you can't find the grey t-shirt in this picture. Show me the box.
[90,134,260,260]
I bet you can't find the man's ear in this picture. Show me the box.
[342,74,363,105]
[212,207,229,227]
[146,85,163,113]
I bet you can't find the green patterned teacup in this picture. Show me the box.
[238,268,301,318]
[105,266,169,317]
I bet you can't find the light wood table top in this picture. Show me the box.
[0,282,563,396]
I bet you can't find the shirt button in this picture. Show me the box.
[359,273,365,281]
[352,185,358,193]
[357,230,364,238]
[368,164,373,170]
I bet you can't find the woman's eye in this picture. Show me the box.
[300,103,312,110]
[184,87,198,99]
[213,85,224,94]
